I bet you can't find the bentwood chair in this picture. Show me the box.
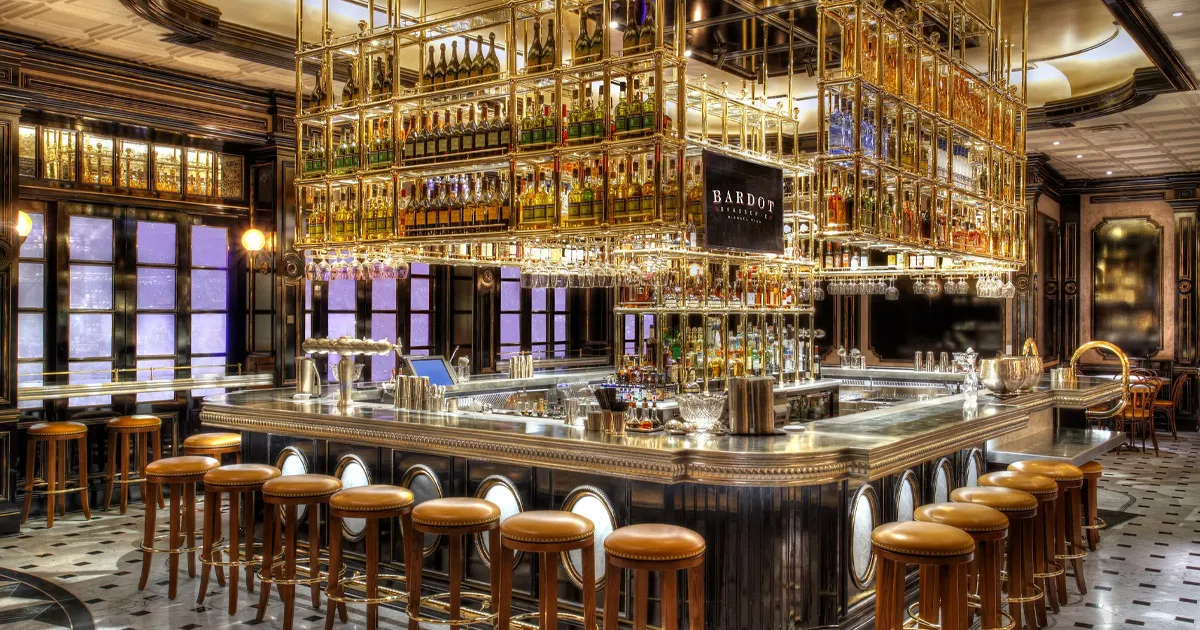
[1122,382,1160,456]
[1153,372,1187,440]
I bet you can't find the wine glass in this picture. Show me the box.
[912,277,925,295]
[885,278,899,301]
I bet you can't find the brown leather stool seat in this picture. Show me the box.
[332,485,415,513]
[183,432,243,464]
[916,504,1009,630]
[406,497,500,630]
[871,521,975,630]
[603,524,707,630]
[1011,460,1089,599]
[257,474,342,630]
[499,511,597,630]
[980,470,1062,623]
[951,486,1038,513]
[605,523,706,562]
[139,456,220,600]
[21,421,91,529]
[108,415,162,430]
[200,464,281,613]
[951,486,1040,630]
[1080,461,1104,550]
[29,421,87,437]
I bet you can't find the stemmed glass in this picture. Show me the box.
[912,277,925,295]
[885,278,899,301]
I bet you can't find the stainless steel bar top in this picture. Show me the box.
[986,428,1126,466]
[199,375,1120,488]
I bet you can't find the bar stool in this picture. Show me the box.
[325,485,417,630]
[257,473,342,630]
[1080,461,1105,551]
[951,486,1040,630]
[104,415,163,514]
[603,524,705,630]
[21,421,91,528]
[139,455,220,600]
[1009,460,1088,597]
[915,503,1009,630]
[199,463,281,613]
[871,521,976,630]
[183,432,243,463]
[409,497,501,630]
[980,471,1059,625]
[497,511,596,630]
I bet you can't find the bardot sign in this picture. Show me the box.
[702,150,785,254]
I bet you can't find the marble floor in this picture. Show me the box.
[0,432,1196,630]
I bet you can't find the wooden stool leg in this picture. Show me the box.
[941,563,967,630]
[21,438,35,524]
[325,514,343,630]
[57,441,67,517]
[875,558,904,630]
[1068,488,1087,595]
[541,552,559,630]
[688,559,704,630]
[603,558,620,630]
[119,432,130,515]
[104,431,117,512]
[498,547,515,630]
[632,568,648,630]
[153,430,165,508]
[45,438,57,528]
[308,504,322,609]
[661,566,677,630]
[168,483,182,600]
[488,527,501,618]
[1033,505,1055,620]
[980,540,1001,630]
[448,532,461,630]
[137,433,148,507]
[185,482,197,578]
[139,481,158,591]
[919,564,939,627]
[255,504,277,621]
[1050,497,1067,605]
[244,492,257,593]
[77,436,90,520]
[582,543,597,630]
[1083,477,1100,551]
[199,489,217,603]
[367,518,381,630]
[229,491,241,614]
[1020,518,1040,630]
[284,504,299,630]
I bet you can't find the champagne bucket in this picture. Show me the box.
[295,357,321,398]
[728,376,776,435]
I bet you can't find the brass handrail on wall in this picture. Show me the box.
[1069,340,1130,421]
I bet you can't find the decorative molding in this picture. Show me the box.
[1062,172,1200,196]
[1175,209,1197,365]
[1089,192,1167,204]
[1026,153,1067,202]
[1101,0,1198,92]
[1027,68,1174,130]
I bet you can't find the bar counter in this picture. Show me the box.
[198,374,1121,630]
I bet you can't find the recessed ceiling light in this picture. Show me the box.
[1173,11,1184,17]
[1052,141,1060,145]
[1076,154,1083,158]
[1106,170,1113,175]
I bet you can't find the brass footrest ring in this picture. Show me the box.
[200,541,263,568]
[1002,582,1045,605]
[257,565,325,587]
[509,610,588,630]
[409,591,497,625]
[1055,549,1088,561]
[31,483,86,496]
[1081,517,1107,531]
[1033,562,1064,579]
[980,610,1017,630]
[325,570,409,606]
[904,602,943,630]
[113,476,148,485]
[140,532,201,555]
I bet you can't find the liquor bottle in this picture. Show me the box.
[543,19,556,69]
[473,106,488,153]
[580,87,595,138]
[541,100,556,145]
[827,170,845,225]
[560,103,569,143]
[589,15,603,60]
[520,98,534,146]
[685,161,703,225]
[434,43,447,87]
[499,103,513,149]
[641,77,655,131]
[371,58,384,98]
[918,196,931,242]
[462,106,476,155]
[312,63,329,109]
[901,192,915,241]
[537,174,553,222]
[528,18,544,72]
[639,156,655,216]
[841,244,851,268]
[438,179,453,227]
[662,156,679,219]
[341,59,359,107]
[412,114,427,160]
[448,40,461,86]
[485,33,501,78]
[823,242,834,268]
[575,13,591,63]
[437,109,452,157]
[568,89,582,140]
[638,0,655,50]
[484,105,500,151]
[423,46,436,87]
[626,160,642,218]
[628,79,643,133]
[614,85,629,133]
[396,185,410,235]
[449,108,463,155]
[453,176,467,226]
[425,112,440,158]
[622,1,638,53]
[582,164,598,219]
[568,167,583,220]
[611,160,627,219]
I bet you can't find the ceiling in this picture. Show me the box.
[1142,0,1200,78]
[1028,90,1200,179]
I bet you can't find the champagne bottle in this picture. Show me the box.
[341,59,359,106]
[543,18,556,69]
[425,112,439,158]
[589,15,603,60]
[485,33,501,78]
[485,104,500,150]
[381,52,394,96]
[529,18,544,72]
[448,40,461,86]
[435,43,447,87]
[474,106,488,152]
[413,114,427,160]
[638,0,655,50]
[575,13,591,63]
[622,1,638,53]
[423,46,436,87]
[449,108,463,156]
[469,36,483,79]
[436,109,451,157]
[499,103,513,148]
[462,106,476,154]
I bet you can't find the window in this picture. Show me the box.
[371,278,399,381]
[499,266,521,359]
[67,215,115,407]
[409,263,433,356]
[135,221,178,402]
[82,134,114,185]
[187,149,216,196]
[42,128,75,180]
[17,212,46,409]
[18,126,36,177]
[190,225,229,396]
[531,287,570,359]
[327,278,357,380]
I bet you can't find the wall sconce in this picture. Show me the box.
[16,210,32,238]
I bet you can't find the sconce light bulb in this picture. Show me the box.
[241,227,266,252]
[16,211,32,238]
